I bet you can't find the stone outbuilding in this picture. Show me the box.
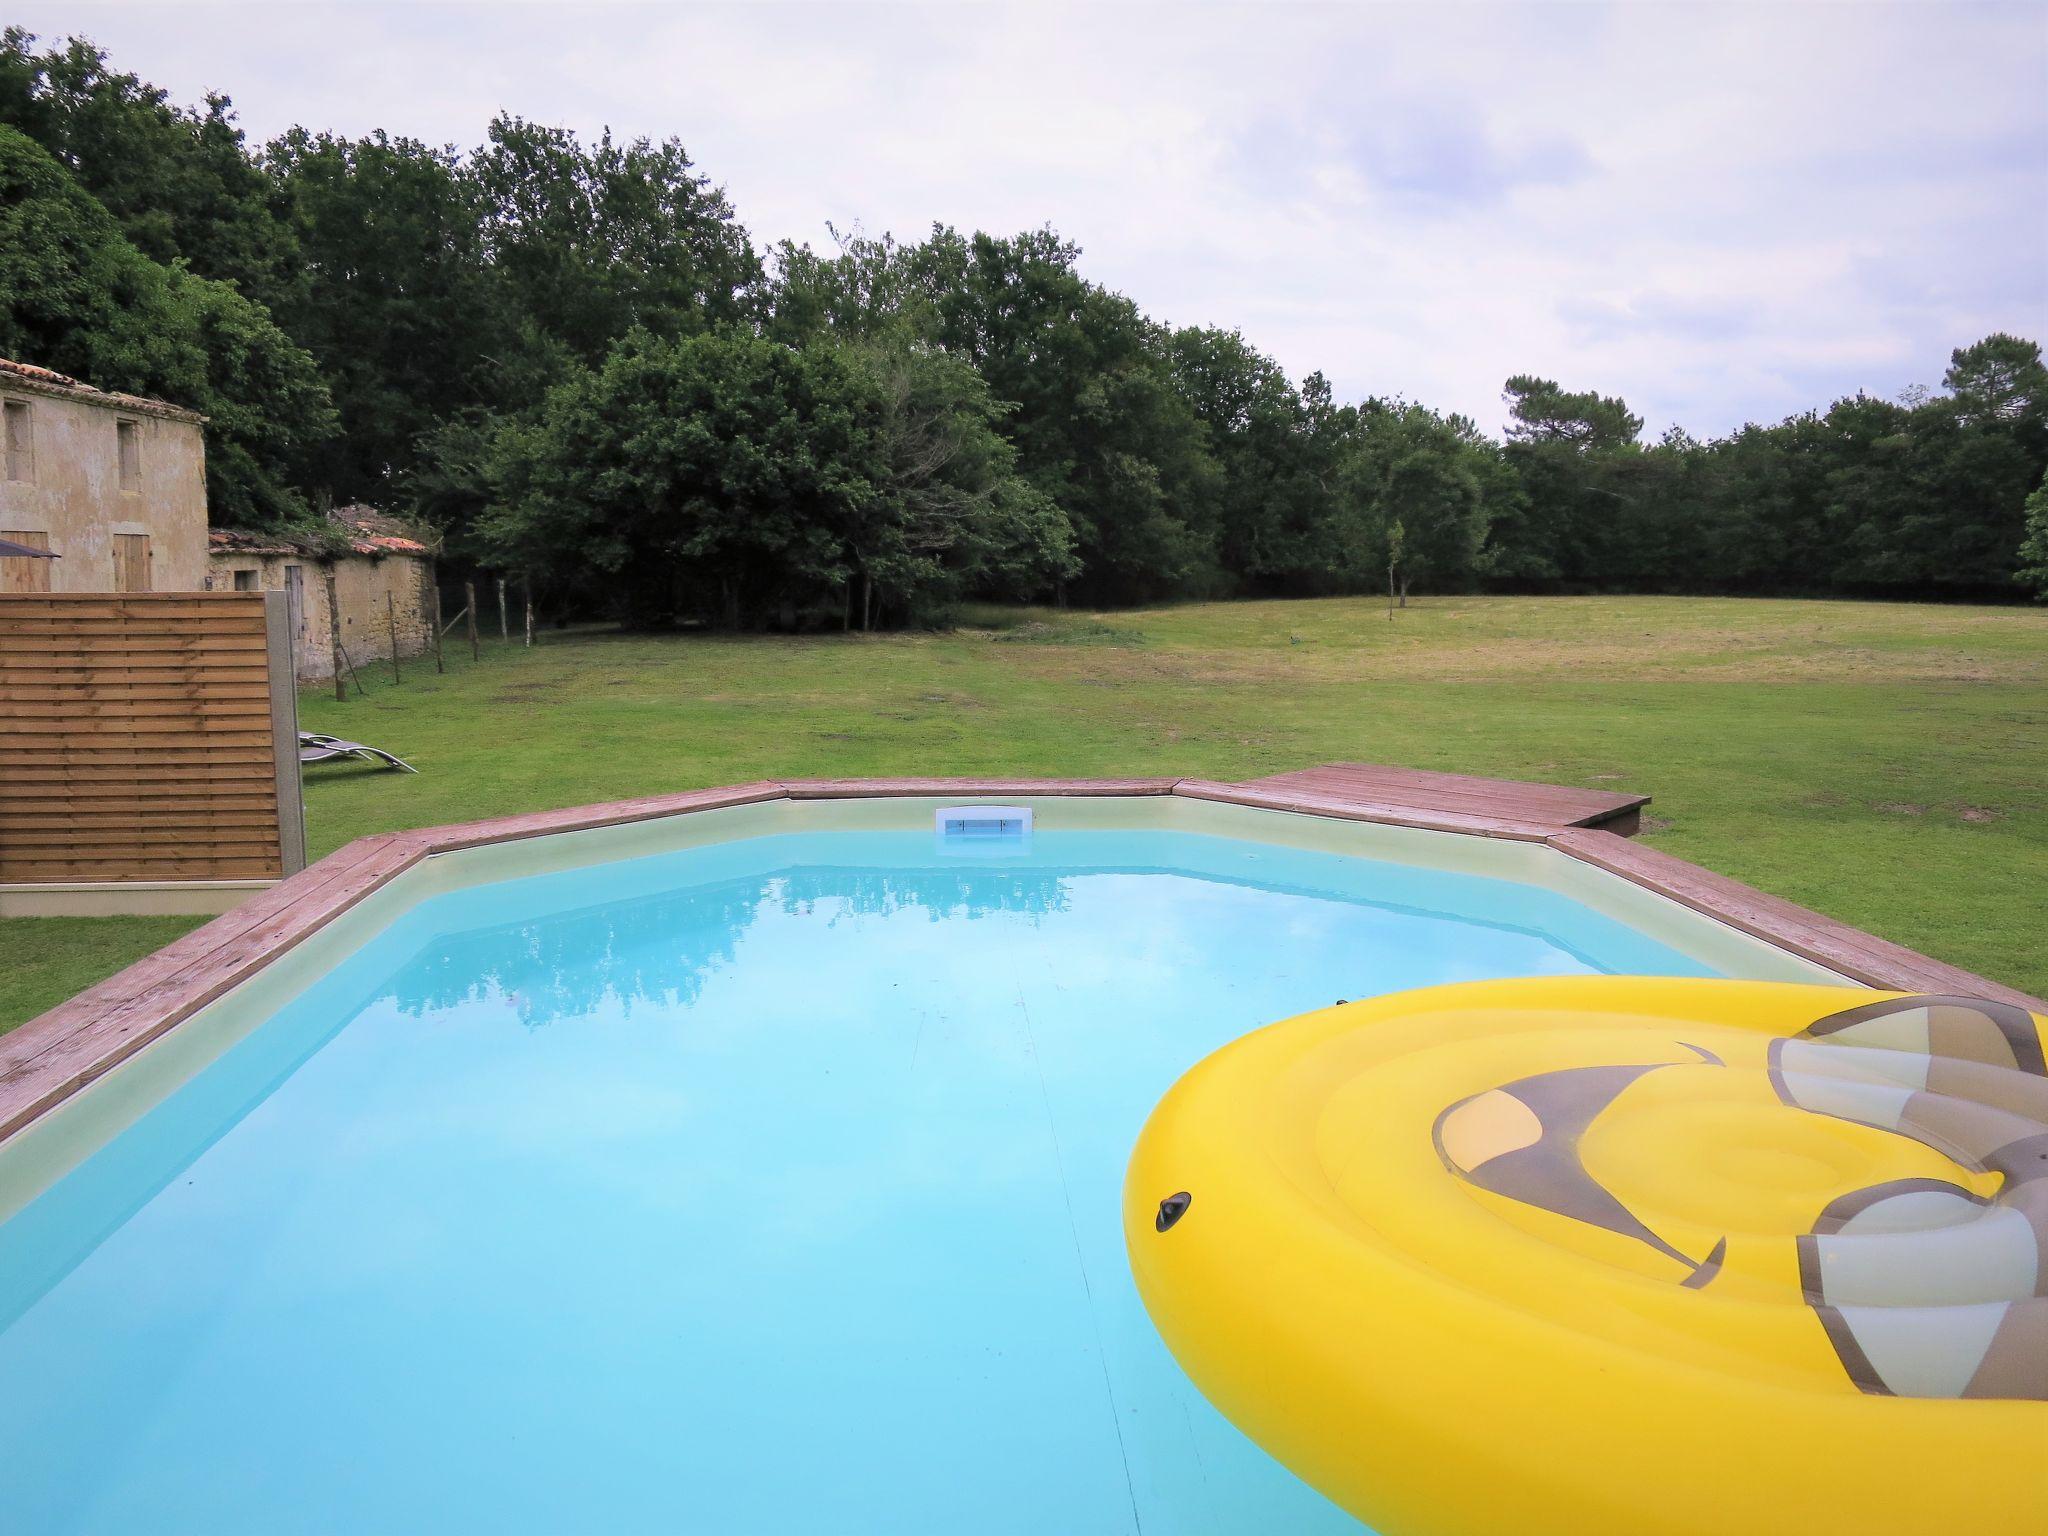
[0,355,442,686]
[0,357,209,594]
[208,505,439,683]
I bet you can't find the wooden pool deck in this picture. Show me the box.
[1235,762,1649,836]
[2,765,2040,1143]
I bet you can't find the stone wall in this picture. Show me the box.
[0,381,208,594]
[206,551,436,683]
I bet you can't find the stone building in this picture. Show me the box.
[0,354,440,684]
[208,506,438,683]
[0,358,209,594]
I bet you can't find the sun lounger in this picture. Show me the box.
[298,731,417,773]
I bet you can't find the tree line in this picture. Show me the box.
[3,30,2045,623]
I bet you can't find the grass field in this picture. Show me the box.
[3,594,2043,1028]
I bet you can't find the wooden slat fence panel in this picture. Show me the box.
[0,592,301,884]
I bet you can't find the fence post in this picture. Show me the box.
[262,590,308,876]
[386,591,402,683]
[323,566,345,702]
[523,578,533,648]
[465,580,480,662]
[498,577,508,642]
[430,583,445,674]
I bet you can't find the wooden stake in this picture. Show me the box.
[465,580,480,662]
[430,583,445,674]
[523,578,533,648]
[497,577,508,642]
[386,590,402,683]
[323,566,345,702]
[336,640,366,698]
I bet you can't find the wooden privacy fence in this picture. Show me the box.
[0,591,305,904]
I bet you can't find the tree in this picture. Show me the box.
[1824,389,2040,593]
[1332,403,1492,601]
[922,229,1222,600]
[483,331,880,629]
[1494,374,1643,586]
[1690,415,1832,592]
[766,225,940,347]
[164,264,341,527]
[2018,471,2048,600]
[469,116,761,365]
[0,125,335,527]
[834,340,1076,625]
[0,29,300,314]
[1945,334,2048,427]
[1502,375,1643,451]
[488,330,1077,630]
[407,410,502,563]
[266,128,499,503]
[1165,327,1341,591]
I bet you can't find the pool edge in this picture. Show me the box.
[4,769,2040,1146]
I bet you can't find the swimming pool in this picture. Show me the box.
[0,796,1849,1534]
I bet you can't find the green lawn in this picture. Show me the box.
[3,594,2043,1028]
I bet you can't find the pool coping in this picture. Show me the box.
[3,771,2040,1145]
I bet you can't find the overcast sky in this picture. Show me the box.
[20,2,2048,437]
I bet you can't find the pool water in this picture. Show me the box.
[0,828,1720,1534]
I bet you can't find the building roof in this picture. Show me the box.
[330,503,434,555]
[0,357,207,425]
[210,505,434,561]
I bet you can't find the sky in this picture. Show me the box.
[17,1,2048,438]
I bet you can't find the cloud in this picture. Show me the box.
[1338,108,1592,207]
[13,0,2045,438]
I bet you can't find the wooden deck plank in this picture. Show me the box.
[1240,762,1648,834]
[0,834,427,1140]
[1175,780,1559,842]
[1546,828,2046,1011]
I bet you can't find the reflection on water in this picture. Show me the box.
[402,867,1080,1024]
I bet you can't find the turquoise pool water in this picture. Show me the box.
[0,827,1720,1534]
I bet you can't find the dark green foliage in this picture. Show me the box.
[1487,375,1643,585]
[1166,331,1339,589]
[481,332,864,627]
[834,340,1078,623]
[907,228,1222,602]
[0,29,300,312]
[265,129,497,502]
[469,115,761,363]
[1480,343,2048,597]
[2,28,2042,613]
[482,331,1068,629]
[163,264,339,527]
[0,125,334,527]
[2019,473,2048,599]
[1338,405,1494,600]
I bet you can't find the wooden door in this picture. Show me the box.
[113,532,151,592]
[284,564,306,675]
[1,529,51,592]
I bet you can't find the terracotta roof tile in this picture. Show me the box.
[0,356,207,424]
[208,522,434,560]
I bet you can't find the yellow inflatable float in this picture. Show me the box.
[1124,978,2048,1536]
